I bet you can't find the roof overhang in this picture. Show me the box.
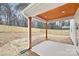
[22,3,79,22]
[22,3,65,17]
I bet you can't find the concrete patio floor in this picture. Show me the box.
[31,41,78,56]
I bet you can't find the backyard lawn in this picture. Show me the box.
[0,25,69,35]
[0,25,70,46]
[0,25,72,55]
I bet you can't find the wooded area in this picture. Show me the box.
[0,3,70,29]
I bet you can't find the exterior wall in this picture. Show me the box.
[70,19,77,46]
[74,8,79,46]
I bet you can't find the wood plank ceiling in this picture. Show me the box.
[37,3,79,21]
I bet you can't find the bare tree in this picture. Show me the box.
[0,3,12,25]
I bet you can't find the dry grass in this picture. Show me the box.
[32,28,69,36]
[0,25,69,37]
[0,25,69,35]
[0,25,28,33]
[0,25,71,56]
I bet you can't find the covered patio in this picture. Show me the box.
[22,3,79,56]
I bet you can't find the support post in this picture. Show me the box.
[45,21,48,40]
[28,17,32,49]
